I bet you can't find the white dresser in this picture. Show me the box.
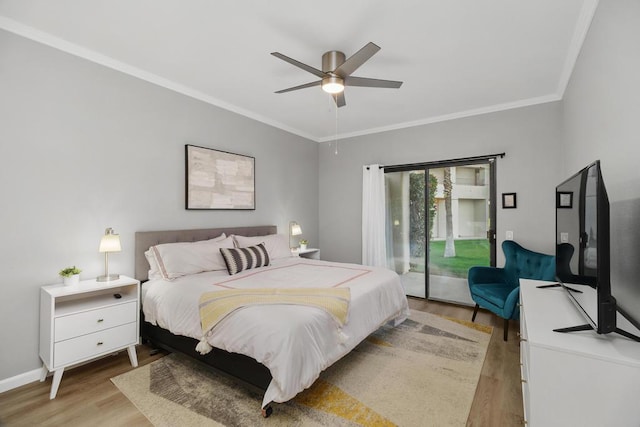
[39,276,140,399]
[519,279,640,426]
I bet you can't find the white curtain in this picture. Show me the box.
[362,164,387,267]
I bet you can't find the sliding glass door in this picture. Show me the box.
[385,158,496,304]
[386,170,428,297]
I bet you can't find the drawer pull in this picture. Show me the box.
[520,338,528,342]
[97,341,104,346]
[97,319,104,323]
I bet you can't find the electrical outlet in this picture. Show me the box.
[506,230,514,240]
[561,232,569,243]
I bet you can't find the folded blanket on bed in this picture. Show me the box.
[196,287,351,354]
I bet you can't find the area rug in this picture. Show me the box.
[111,310,492,426]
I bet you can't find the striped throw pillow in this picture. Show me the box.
[220,243,270,275]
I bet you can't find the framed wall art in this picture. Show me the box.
[502,192,517,209]
[556,191,573,209]
[185,144,255,210]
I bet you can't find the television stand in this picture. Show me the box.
[520,279,640,426]
[554,323,640,342]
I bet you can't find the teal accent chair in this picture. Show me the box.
[468,241,555,340]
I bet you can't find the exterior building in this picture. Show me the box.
[431,165,490,240]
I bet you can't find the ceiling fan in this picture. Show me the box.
[271,42,402,107]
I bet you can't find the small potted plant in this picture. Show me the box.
[59,266,82,286]
[299,239,308,251]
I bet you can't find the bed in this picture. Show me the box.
[135,225,409,416]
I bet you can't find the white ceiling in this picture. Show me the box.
[0,0,598,142]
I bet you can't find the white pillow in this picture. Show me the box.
[145,233,227,280]
[145,249,163,280]
[233,234,293,259]
[150,235,235,280]
[205,233,228,243]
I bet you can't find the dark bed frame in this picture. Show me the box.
[135,225,277,413]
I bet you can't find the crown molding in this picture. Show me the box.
[0,16,316,142]
[556,0,599,97]
[317,94,562,143]
[1,3,597,145]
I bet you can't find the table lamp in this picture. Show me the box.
[97,227,121,282]
[289,221,302,249]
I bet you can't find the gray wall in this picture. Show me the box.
[319,102,563,266]
[562,1,640,194]
[0,30,318,382]
[561,2,640,325]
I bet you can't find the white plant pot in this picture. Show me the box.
[63,274,80,286]
[299,244,307,251]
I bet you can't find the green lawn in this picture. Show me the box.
[410,239,490,278]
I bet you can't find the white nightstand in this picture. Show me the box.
[297,248,320,260]
[39,276,140,399]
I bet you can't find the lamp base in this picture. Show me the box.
[96,274,120,282]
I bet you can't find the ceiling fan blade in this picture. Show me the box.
[275,80,322,94]
[271,52,326,78]
[345,76,403,89]
[332,92,346,108]
[333,42,381,77]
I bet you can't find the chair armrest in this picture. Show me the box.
[503,286,521,319]
[468,266,507,285]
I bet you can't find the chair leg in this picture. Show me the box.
[503,318,509,341]
[471,304,480,322]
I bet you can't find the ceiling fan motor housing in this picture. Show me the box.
[321,51,346,93]
[322,51,346,73]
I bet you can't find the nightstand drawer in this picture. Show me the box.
[55,301,137,342]
[54,322,137,367]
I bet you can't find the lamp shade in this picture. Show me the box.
[290,223,302,236]
[99,228,121,253]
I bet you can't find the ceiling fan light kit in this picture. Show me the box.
[321,76,344,94]
[272,42,402,107]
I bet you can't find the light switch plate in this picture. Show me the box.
[506,230,514,240]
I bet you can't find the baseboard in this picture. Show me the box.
[0,351,127,395]
[0,368,42,394]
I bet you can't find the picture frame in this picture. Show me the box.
[502,192,517,209]
[185,144,255,210]
[557,191,573,209]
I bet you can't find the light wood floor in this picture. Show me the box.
[0,300,523,426]
[408,298,524,427]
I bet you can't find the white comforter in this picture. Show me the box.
[142,257,410,408]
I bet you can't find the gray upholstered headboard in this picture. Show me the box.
[134,225,277,282]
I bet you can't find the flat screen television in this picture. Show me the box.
[554,160,639,341]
